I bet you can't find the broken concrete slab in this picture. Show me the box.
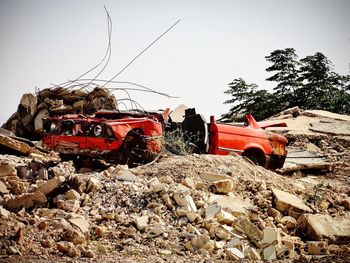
[272,188,312,218]
[4,191,47,210]
[234,216,263,242]
[37,176,65,195]
[297,214,350,244]
[279,149,333,173]
[263,244,277,260]
[261,227,282,246]
[0,134,37,156]
[209,194,253,217]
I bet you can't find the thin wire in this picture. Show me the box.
[102,19,181,87]
[52,6,113,89]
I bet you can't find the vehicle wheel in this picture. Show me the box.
[242,149,266,167]
[122,130,147,167]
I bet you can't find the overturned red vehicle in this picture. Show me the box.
[42,109,170,166]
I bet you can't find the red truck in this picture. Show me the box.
[42,108,287,169]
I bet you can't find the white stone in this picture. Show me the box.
[263,244,277,260]
[226,247,244,260]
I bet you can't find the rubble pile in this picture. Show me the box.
[2,87,118,140]
[1,152,350,262]
[266,107,350,177]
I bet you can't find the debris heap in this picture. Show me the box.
[0,152,349,262]
[2,87,118,140]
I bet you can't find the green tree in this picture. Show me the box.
[221,78,275,121]
[265,48,301,111]
[297,52,348,111]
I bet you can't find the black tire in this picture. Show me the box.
[242,149,266,167]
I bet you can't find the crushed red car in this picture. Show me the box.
[42,108,288,169]
[42,109,170,167]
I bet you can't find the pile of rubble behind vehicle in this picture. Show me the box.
[1,90,350,262]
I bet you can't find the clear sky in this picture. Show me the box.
[1,0,349,124]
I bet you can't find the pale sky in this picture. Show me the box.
[1,0,349,124]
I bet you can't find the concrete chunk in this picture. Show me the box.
[65,189,81,200]
[0,206,10,218]
[234,216,263,241]
[226,247,244,260]
[174,193,197,212]
[245,246,261,260]
[262,227,281,246]
[263,244,277,260]
[4,191,46,210]
[0,164,17,177]
[37,176,65,195]
[0,181,9,194]
[297,214,350,244]
[69,218,90,234]
[191,234,210,249]
[307,241,329,255]
[272,188,312,218]
[135,216,149,231]
[215,209,236,225]
[212,179,234,193]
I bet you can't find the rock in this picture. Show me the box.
[146,223,164,238]
[56,241,81,258]
[234,216,263,241]
[215,225,232,241]
[244,246,261,260]
[268,207,283,220]
[57,200,80,212]
[63,228,85,245]
[297,214,350,244]
[215,208,236,225]
[307,241,329,255]
[341,198,350,210]
[276,244,291,259]
[0,164,17,177]
[227,238,241,248]
[212,179,234,193]
[280,216,297,229]
[261,227,282,246]
[272,188,312,218]
[69,218,90,234]
[115,169,140,182]
[14,227,25,244]
[225,247,244,260]
[205,204,221,218]
[0,181,9,194]
[263,244,277,260]
[86,177,100,192]
[182,177,196,189]
[174,193,197,212]
[0,134,36,155]
[4,191,47,210]
[191,234,210,249]
[8,179,28,194]
[95,226,107,237]
[135,216,149,231]
[210,194,253,217]
[149,178,166,192]
[159,249,172,256]
[0,206,10,218]
[37,176,65,195]
[65,189,81,200]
